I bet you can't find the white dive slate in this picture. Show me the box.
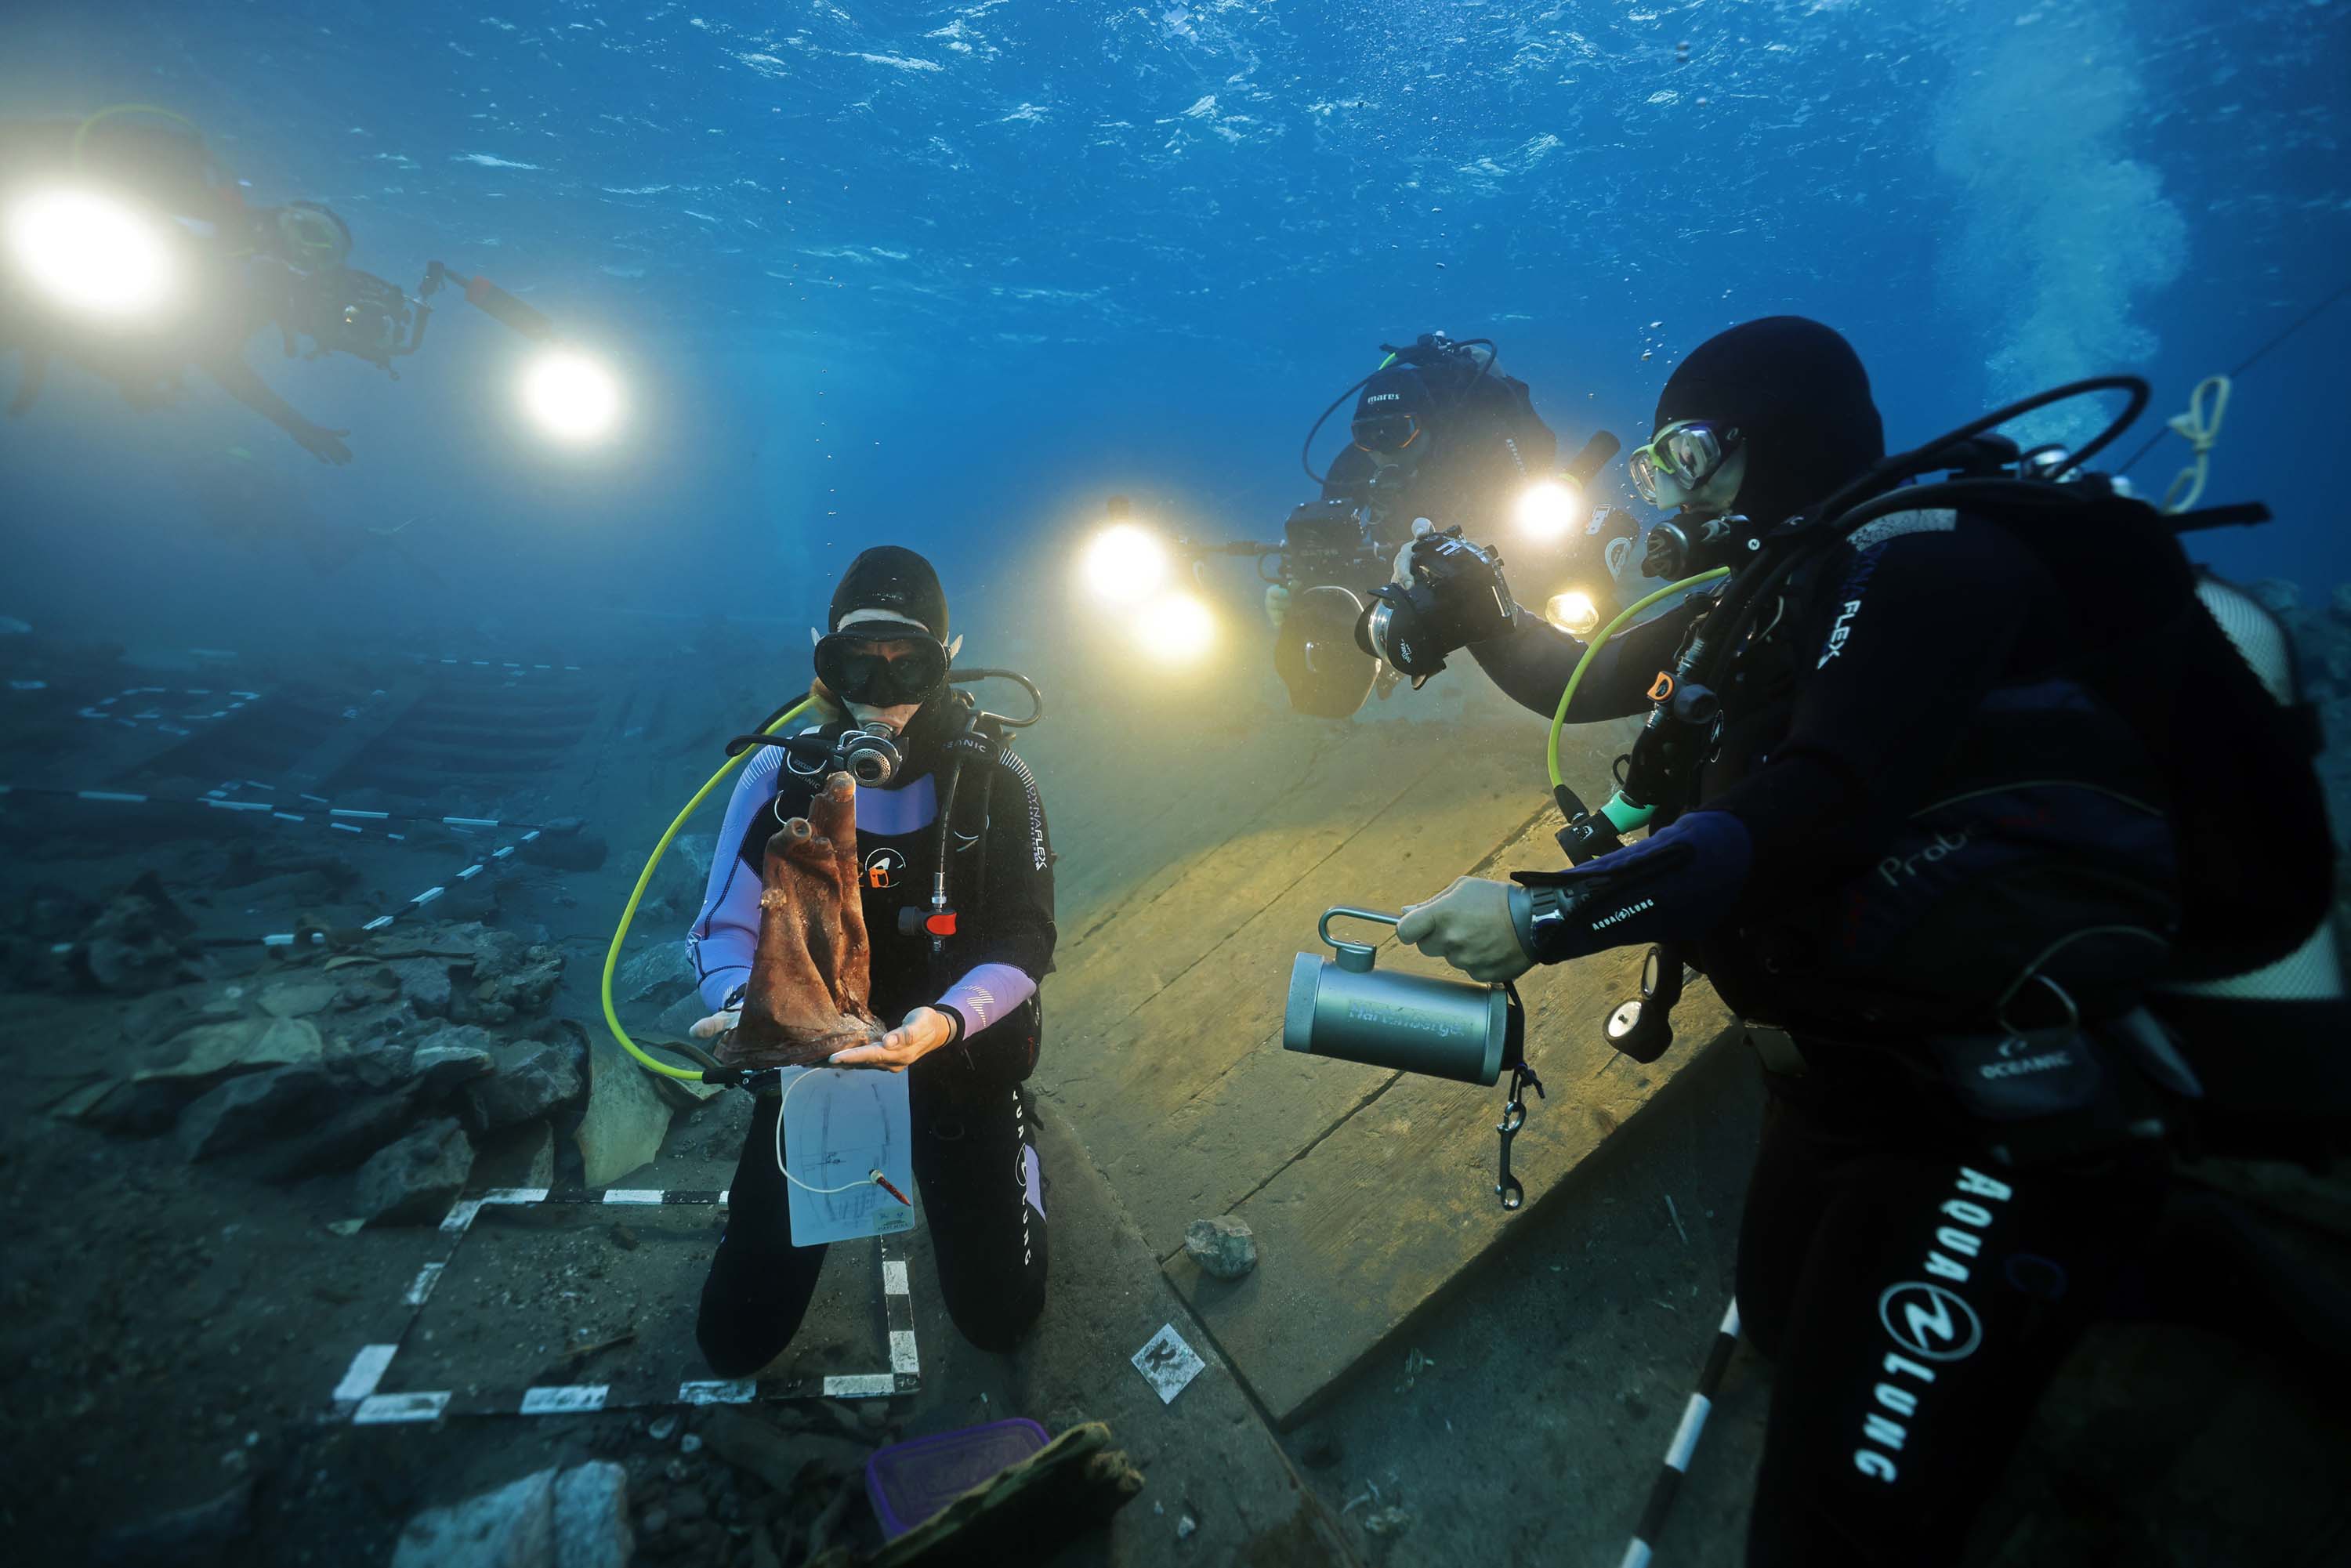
[780,1066,918,1246]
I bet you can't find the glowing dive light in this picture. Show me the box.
[1544,589,1601,640]
[1516,478,1588,542]
[520,349,623,442]
[1136,591,1216,664]
[6,190,178,321]
[1082,522,1171,607]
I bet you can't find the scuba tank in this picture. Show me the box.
[1558,377,2345,1161]
[2149,574,2349,1157]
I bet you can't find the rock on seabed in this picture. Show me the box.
[357,1117,476,1226]
[389,1461,632,1568]
[1184,1214,1259,1279]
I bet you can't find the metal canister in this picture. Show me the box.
[1284,907,1521,1086]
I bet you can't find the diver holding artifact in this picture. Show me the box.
[1378,317,2347,1564]
[686,546,1056,1372]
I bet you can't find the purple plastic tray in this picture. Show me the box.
[864,1418,1051,1539]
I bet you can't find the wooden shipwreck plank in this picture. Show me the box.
[278,676,433,792]
[1153,816,1740,1428]
[1010,664,1726,1427]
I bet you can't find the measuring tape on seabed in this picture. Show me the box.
[49,683,263,735]
[26,799,592,959]
[327,1186,919,1424]
[266,824,549,949]
[102,647,589,672]
[0,777,565,842]
[409,654,586,674]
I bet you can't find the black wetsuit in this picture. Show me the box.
[1324,359,1556,550]
[693,710,1056,1374]
[1475,510,2342,1563]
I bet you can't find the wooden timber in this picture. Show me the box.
[1015,668,1725,1428]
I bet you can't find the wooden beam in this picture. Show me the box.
[806,1421,1143,1568]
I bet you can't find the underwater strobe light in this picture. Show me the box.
[1081,523,1171,607]
[1514,431,1623,545]
[1545,588,1602,640]
[520,349,623,443]
[1078,496,1219,668]
[1515,479,1587,542]
[6,189,179,322]
[1135,591,1217,664]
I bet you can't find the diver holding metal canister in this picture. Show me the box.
[1301,317,2350,1566]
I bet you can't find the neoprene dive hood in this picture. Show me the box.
[1654,317,1886,531]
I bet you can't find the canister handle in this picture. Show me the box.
[1320,907,1400,974]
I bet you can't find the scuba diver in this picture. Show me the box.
[240,205,432,374]
[0,114,354,463]
[1384,317,2347,1564]
[1270,331,1559,714]
[1313,331,1558,548]
[685,546,1056,1373]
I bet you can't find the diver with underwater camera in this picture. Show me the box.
[1268,331,1592,715]
[1095,331,1622,717]
[1287,316,2351,1564]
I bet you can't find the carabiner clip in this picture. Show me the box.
[1494,1062,1546,1211]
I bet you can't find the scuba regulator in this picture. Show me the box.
[832,721,907,788]
[721,669,1045,964]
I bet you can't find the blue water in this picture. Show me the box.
[4,0,2348,657]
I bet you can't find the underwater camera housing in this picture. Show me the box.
[1270,498,1393,719]
[1353,527,1513,683]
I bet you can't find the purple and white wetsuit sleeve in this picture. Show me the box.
[934,962,1040,1041]
[686,745,783,1012]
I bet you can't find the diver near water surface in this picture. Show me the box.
[0,115,356,464]
[686,547,1056,1372]
[1385,317,2349,1563]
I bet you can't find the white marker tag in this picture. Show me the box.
[676,1380,755,1406]
[521,1385,609,1415]
[822,1374,896,1399]
[1132,1324,1208,1406]
[334,1344,399,1404]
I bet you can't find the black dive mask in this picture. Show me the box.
[813,633,947,707]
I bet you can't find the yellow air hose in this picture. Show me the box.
[600,699,813,1080]
[1547,568,1732,791]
